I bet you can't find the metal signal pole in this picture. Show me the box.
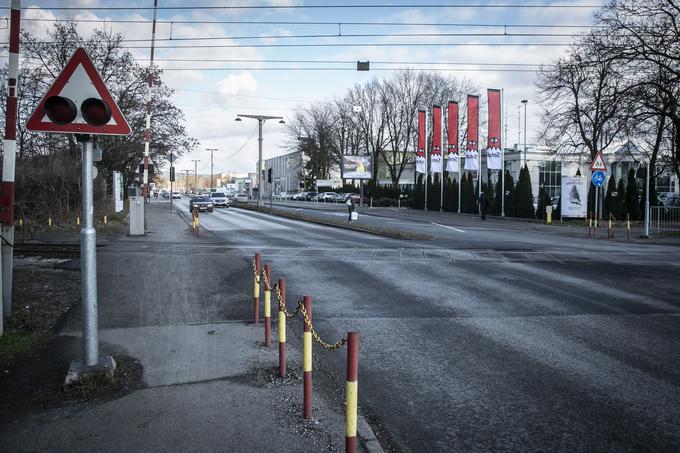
[142,0,158,228]
[207,148,217,190]
[192,160,200,191]
[1,0,21,325]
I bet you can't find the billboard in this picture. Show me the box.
[561,176,587,218]
[342,155,372,179]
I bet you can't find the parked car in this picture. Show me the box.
[317,192,338,202]
[236,193,249,202]
[172,191,181,199]
[209,191,230,208]
[292,192,307,201]
[189,196,214,213]
[342,193,368,205]
[161,190,170,199]
[659,192,679,205]
[304,191,318,201]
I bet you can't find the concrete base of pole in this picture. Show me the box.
[64,355,117,388]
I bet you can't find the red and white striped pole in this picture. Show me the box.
[303,295,312,419]
[345,332,359,453]
[278,277,286,377]
[1,0,21,325]
[263,264,271,346]
[253,253,260,323]
[143,0,158,203]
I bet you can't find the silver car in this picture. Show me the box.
[209,191,229,208]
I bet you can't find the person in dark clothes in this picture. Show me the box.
[478,191,489,220]
[346,196,356,222]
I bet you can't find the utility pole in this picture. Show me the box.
[206,148,217,190]
[192,159,200,192]
[521,99,528,168]
[235,114,285,207]
[182,169,192,191]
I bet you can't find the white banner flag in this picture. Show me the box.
[487,147,502,170]
[416,154,426,174]
[430,153,442,173]
[464,149,478,171]
[446,151,458,172]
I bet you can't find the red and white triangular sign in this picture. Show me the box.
[590,151,607,171]
[26,48,131,136]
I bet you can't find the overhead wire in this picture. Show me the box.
[16,4,604,11]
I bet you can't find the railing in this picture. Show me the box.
[651,206,680,233]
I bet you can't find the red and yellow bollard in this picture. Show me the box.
[263,264,271,347]
[345,332,359,453]
[104,215,108,224]
[608,213,613,240]
[76,216,80,226]
[627,213,631,241]
[278,278,286,378]
[303,295,313,419]
[253,253,260,324]
[48,209,52,227]
[588,212,593,239]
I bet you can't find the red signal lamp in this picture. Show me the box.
[44,96,77,125]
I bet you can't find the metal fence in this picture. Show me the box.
[651,206,680,233]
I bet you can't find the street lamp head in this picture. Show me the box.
[234,117,242,121]
[278,119,285,124]
[521,99,528,104]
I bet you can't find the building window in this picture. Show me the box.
[538,161,562,198]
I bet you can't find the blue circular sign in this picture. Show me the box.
[591,171,605,187]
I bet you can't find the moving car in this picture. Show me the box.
[236,193,249,202]
[209,191,229,208]
[189,196,213,213]
[172,191,181,199]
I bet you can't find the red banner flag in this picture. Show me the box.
[431,105,442,173]
[416,109,426,174]
[487,89,502,170]
[446,101,458,173]
[464,95,479,171]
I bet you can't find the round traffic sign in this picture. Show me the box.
[591,170,605,187]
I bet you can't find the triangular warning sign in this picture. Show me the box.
[590,151,607,171]
[26,48,131,136]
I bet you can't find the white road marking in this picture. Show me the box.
[430,222,465,233]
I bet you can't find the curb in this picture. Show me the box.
[233,203,434,241]
[357,414,385,453]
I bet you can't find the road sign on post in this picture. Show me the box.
[26,47,130,386]
[26,48,131,136]
[591,170,605,187]
[590,152,607,172]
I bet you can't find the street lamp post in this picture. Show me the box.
[192,159,200,192]
[235,114,285,207]
[521,99,528,169]
[206,148,217,190]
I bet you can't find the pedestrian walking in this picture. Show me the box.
[346,196,356,223]
[478,191,489,220]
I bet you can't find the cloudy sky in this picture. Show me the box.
[3,0,605,176]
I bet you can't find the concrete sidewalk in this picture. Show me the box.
[1,201,381,453]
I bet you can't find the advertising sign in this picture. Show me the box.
[561,176,587,218]
[342,155,372,180]
[113,171,124,212]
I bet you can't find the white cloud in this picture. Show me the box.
[216,72,258,96]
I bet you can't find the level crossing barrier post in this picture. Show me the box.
[263,264,271,347]
[278,277,286,377]
[303,295,312,419]
[345,332,359,453]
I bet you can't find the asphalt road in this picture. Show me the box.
[178,198,680,452]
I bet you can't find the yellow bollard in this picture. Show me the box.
[48,217,52,226]
[278,278,287,378]
[76,216,80,226]
[546,206,552,225]
[303,295,312,419]
[19,218,23,227]
[263,264,271,347]
[253,253,260,323]
[104,215,108,224]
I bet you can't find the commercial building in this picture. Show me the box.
[261,150,303,197]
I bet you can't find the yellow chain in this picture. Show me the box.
[274,284,300,319]
[299,303,347,351]
[272,284,346,350]
[261,268,271,291]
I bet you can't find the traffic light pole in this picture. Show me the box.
[79,135,99,366]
